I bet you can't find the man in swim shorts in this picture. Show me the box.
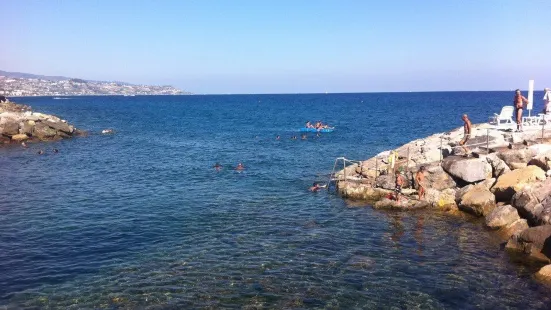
[395,173,404,202]
[415,166,426,200]
[514,89,528,132]
[459,114,472,155]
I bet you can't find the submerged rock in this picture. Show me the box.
[506,225,551,262]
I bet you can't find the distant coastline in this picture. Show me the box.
[0,70,191,97]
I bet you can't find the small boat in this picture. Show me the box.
[300,128,335,133]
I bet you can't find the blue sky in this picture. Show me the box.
[1,0,550,93]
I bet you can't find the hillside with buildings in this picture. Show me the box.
[0,70,190,96]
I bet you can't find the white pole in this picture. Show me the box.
[528,79,534,117]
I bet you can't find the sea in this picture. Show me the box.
[1,92,550,309]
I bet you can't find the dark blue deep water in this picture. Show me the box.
[1,92,550,309]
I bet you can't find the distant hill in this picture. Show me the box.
[0,70,132,85]
[0,69,190,96]
[0,70,73,82]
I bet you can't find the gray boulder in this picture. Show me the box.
[498,148,536,169]
[19,120,34,135]
[511,178,551,226]
[1,121,19,136]
[420,165,456,191]
[45,120,73,134]
[34,122,57,140]
[486,153,511,178]
[528,150,551,171]
[485,205,520,229]
[442,157,492,183]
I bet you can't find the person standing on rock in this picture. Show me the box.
[543,88,551,114]
[394,173,405,202]
[415,166,426,200]
[513,89,528,132]
[459,114,472,155]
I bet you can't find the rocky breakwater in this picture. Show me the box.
[0,100,84,145]
[334,123,551,284]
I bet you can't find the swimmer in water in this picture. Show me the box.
[236,163,245,171]
[214,162,222,171]
[291,135,297,140]
[276,135,280,140]
[21,142,28,148]
[309,182,327,192]
[53,148,59,153]
[301,134,307,140]
[37,150,44,155]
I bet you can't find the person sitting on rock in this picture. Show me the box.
[415,166,426,200]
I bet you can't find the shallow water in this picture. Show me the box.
[1,93,550,309]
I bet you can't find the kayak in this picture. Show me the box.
[300,128,334,133]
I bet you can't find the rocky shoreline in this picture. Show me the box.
[0,100,84,145]
[334,123,551,283]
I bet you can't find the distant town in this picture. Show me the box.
[0,70,190,96]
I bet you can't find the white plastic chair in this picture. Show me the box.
[489,106,515,130]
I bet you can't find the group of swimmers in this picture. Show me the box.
[305,121,332,130]
[213,162,245,171]
[276,133,318,140]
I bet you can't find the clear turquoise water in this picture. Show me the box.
[1,93,550,309]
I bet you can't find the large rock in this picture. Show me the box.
[528,150,551,171]
[425,188,457,209]
[459,186,496,216]
[492,166,546,202]
[535,265,551,282]
[10,133,28,142]
[512,179,551,226]
[455,184,473,203]
[505,225,551,262]
[496,219,529,240]
[19,120,34,135]
[45,120,73,134]
[1,121,19,136]
[441,157,492,183]
[498,148,536,169]
[485,205,520,229]
[486,153,511,178]
[419,165,456,191]
[337,181,392,201]
[375,174,396,190]
[33,122,58,140]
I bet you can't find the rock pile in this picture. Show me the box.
[334,123,551,284]
[0,100,84,145]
